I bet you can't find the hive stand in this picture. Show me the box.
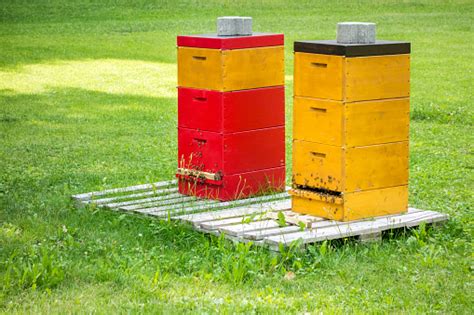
[72,180,448,250]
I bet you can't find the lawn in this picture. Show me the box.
[0,0,473,313]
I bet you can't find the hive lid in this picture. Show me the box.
[177,33,284,50]
[294,40,410,57]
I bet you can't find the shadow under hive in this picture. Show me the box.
[176,33,286,201]
[291,39,411,221]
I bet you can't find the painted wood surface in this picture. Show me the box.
[178,86,285,133]
[294,52,410,101]
[290,186,408,221]
[178,46,284,91]
[177,33,284,50]
[293,97,410,147]
[292,140,409,192]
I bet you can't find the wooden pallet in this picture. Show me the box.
[72,180,448,250]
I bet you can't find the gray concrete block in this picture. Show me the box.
[217,16,252,36]
[240,17,252,35]
[337,22,376,44]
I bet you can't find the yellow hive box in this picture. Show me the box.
[290,186,408,221]
[292,140,409,192]
[294,52,410,102]
[178,46,284,91]
[293,97,410,147]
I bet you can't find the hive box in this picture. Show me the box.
[178,86,285,133]
[176,33,285,201]
[289,186,408,221]
[177,34,284,92]
[291,39,411,220]
[292,140,409,192]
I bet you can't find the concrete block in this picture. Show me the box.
[337,22,376,44]
[217,16,252,36]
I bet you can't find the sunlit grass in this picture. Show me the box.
[0,59,176,98]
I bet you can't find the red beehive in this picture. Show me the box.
[176,31,286,201]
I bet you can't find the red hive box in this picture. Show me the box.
[176,33,286,201]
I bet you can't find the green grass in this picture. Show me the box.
[1,0,473,313]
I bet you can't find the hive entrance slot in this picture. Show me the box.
[310,107,327,113]
[193,97,207,102]
[193,138,207,146]
[310,151,326,158]
[192,56,207,60]
[294,184,342,197]
[311,62,327,68]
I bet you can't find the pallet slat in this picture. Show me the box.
[176,199,291,223]
[72,180,177,201]
[218,220,282,236]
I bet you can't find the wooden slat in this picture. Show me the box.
[242,226,302,240]
[264,211,325,228]
[72,180,177,202]
[141,192,290,216]
[119,195,199,212]
[177,199,291,224]
[85,187,178,205]
[106,192,183,208]
[199,210,293,230]
[199,217,256,230]
[218,220,282,236]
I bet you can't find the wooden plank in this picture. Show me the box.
[345,54,410,102]
[290,185,409,222]
[359,232,382,243]
[199,217,257,230]
[293,97,344,146]
[120,195,201,211]
[178,46,284,91]
[292,140,408,193]
[88,188,178,206]
[141,192,289,216]
[199,210,294,230]
[175,199,291,223]
[71,180,177,202]
[153,195,289,219]
[222,46,284,91]
[345,98,409,147]
[242,225,302,240]
[264,210,447,246]
[264,210,325,228]
[218,220,281,236]
[294,52,344,100]
[105,192,183,208]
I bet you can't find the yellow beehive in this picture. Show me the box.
[291,39,411,221]
[177,46,284,91]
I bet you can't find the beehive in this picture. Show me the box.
[291,37,411,221]
[176,31,286,201]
